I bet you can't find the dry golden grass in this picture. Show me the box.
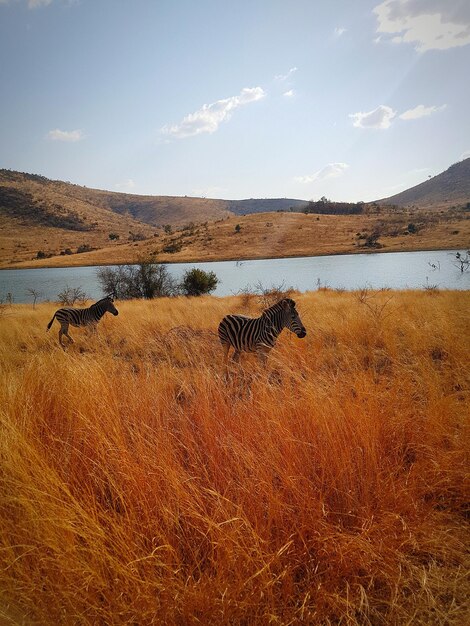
[4,208,470,269]
[0,291,469,624]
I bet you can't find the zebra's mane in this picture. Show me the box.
[263,298,295,315]
[91,296,112,309]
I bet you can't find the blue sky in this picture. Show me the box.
[1,0,469,202]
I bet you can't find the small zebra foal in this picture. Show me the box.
[218,297,306,370]
[46,295,119,347]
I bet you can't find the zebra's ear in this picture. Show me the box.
[282,298,295,309]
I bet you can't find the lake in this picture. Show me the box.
[0,250,469,304]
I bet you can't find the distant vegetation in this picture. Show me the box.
[303,196,365,215]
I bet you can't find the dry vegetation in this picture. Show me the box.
[3,207,470,269]
[0,291,469,624]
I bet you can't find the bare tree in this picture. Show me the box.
[453,251,470,273]
[26,288,42,309]
[57,285,88,306]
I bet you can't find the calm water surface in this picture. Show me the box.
[0,250,468,304]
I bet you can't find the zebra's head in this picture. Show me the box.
[280,298,306,338]
[103,295,119,316]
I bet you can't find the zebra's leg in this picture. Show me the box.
[63,323,74,344]
[256,346,270,368]
[221,342,231,379]
[58,323,67,348]
[86,323,98,338]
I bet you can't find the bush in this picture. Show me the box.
[108,233,120,241]
[162,241,182,254]
[180,268,219,296]
[97,257,178,300]
[77,244,94,254]
[128,232,146,242]
[57,285,88,306]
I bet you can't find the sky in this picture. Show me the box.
[0,0,469,202]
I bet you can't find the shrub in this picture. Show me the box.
[128,232,146,242]
[163,241,182,254]
[77,244,94,254]
[180,268,219,296]
[97,257,178,299]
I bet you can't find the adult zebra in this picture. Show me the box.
[218,297,306,369]
[46,295,119,347]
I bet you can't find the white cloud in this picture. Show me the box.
[275,67,298,81]
[373,0,470,52]
[47,128,83,142]
[334,27,347,37]
[349,105,396,129]
[283,89,294,97]
[192,186,225,198]
[160,87,265,139]
[399,103,446,119]
[295,162,349,185]
[115,179,136,191]
[461,150,470,160]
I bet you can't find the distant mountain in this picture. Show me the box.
[378,158,470,208]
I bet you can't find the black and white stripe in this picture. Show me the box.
[218,298,306,366]
[47,296,119,347]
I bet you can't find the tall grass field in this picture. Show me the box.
[0,291,469,624]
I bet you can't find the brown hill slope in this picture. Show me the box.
[0,170,232,227]
[379,158,470,208]
[0,170,160,265]
[7,208,470,269]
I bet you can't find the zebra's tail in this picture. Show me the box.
[46,313,56,331]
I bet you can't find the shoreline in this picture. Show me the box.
[0,243,466,271]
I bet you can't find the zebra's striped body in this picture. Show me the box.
[218,298,306,368]
[47,296,118,347]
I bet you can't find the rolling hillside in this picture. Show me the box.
[0,169,232,227]
[379,157,470,208]
[1,161,469,268]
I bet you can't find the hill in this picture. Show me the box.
[0,169,232,227]
[1,163,469,268]
[379,158,470,208]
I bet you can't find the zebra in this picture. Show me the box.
[218,297,306,369]
[46,295,119,347]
